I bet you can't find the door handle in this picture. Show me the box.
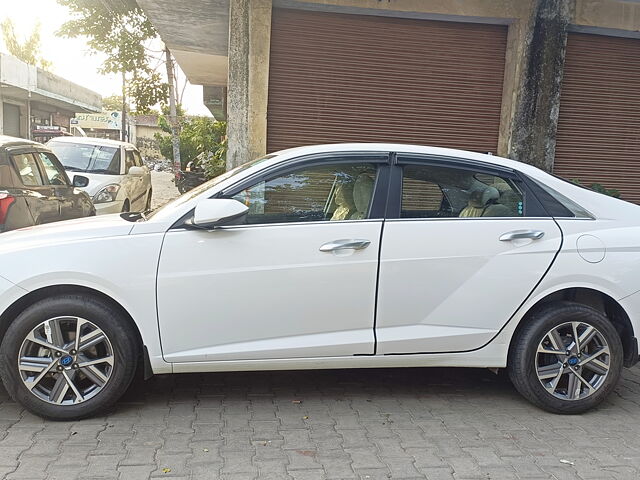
[319,239,371,252]
[499,229,545,241]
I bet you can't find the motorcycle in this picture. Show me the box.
[174,161,207,194]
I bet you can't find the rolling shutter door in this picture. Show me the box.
[267,9,507,154]
[554,33,640,204]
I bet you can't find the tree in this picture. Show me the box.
[56,0,168,114]
[1,18,51,70]
[102,95,128,112]
[156,115,226,178]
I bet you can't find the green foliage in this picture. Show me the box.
[155,116,226,176]
[1,18,51,70]
[57,0,168,112]
[102,95,127,112]
[571,179,621,198]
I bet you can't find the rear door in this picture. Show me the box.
[9,151,59,225]
[375,156,562,354]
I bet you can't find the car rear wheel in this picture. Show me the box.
[508,301,623,414]
[0,295,138,420]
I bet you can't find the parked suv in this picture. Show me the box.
[0,135,95,233]
[47,137,152,214]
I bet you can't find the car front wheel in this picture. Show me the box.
[508,301,623,414]
[0,295,138,420]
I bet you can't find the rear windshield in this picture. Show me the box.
[48,142,121,175]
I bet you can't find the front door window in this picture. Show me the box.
[231,163,378,224]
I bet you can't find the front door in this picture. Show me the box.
[157,156,388,362]
[36,151,78,220]
[376,158,562,354]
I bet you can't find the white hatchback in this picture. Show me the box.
[47,137,152,214]
[0,143,639,419]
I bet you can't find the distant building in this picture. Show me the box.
[0,53,101,142]
[130,114,163,160]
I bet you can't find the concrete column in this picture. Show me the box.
[0,94,4,135]
[505,0,573,171]
[226,0,272,169]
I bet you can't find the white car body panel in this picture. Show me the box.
[0,143,638,377]
[376,218,562,353]
[157,221,382,362]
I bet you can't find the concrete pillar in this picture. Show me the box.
[226,0,272,169]
[505,0,573,171]
[0,94,4,135]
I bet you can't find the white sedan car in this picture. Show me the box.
[0,143,638,419]
[47,137,152,214]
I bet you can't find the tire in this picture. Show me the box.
[0,295,139,420]
[121,200,130,213]
[508,301,623,414]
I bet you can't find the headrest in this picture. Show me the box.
[353,173,374,212]
[467,186,499,208]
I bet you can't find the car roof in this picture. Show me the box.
[0,135,43,150]
[47,136,136,149]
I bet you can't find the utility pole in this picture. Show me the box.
[121,70,127,142]
[165,47,181,176]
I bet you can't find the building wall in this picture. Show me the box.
[228,0,640,169]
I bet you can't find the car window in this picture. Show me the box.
[125,151,136,173]
[401,164,523,218]
[231,163,378,225]
[12,153,44,187]
[37,152,69,186]
[48,142,121,175]
[132,150,143,167]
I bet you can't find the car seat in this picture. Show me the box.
[458,186,499,217]
[350,173,375,220]
[330,182,356,221]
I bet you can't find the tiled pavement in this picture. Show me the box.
[2,366,640,480]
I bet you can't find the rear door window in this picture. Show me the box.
[125,151,136,173]
[12,153,44,187]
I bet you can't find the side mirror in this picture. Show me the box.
[128,166,145,176]
[72,175,89,188]
[191,199,248,229]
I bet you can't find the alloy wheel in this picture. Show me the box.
[17,316,114,405]
[535,321,610,401]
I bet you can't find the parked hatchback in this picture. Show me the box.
[0,135,95,233]
[47,137,152,214]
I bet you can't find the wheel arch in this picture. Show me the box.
[0,284,151,376]
[510,287,637,367]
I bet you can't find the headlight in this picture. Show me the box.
[93,184,121,204]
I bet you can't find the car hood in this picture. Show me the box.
[65,171,122,197]
[0,214,135,256]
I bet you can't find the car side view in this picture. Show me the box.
[0,135,95,233]
[0,143,638,419]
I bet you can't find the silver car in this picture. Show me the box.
[47,137,152,214]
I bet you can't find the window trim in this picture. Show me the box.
[387,153,550,219]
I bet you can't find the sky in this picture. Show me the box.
[0,0,212,116]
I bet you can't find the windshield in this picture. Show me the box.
[146,154,277,220]
[48,142,121,175]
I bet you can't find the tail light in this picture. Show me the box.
[0,193,15,224]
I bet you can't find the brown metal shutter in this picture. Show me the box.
[267,9,507,154]
[554,33,640,203]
